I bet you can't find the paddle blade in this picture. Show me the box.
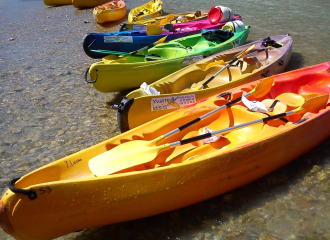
[159,18,168,25]
[204,59,226,70]
[146,25,163,35]
[89,140,171,176]
[238,44,255,58]
[250,75,275,98]
[233,44,255,59]
[155,36,168,45]
[168,13,175,21]
[294,94,329,115]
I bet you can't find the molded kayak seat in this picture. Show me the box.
[207,105,265,133]
[148,47,188,58]
[201,29,234,42]
[275,93,305,111]
[239,57,262,74]
[193,40,216,49]
[156,42,186,48]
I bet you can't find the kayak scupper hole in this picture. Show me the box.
[106,144,118,151]
[131,135,144,140]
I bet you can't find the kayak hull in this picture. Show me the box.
[93,1,127,23]
[1,62,330,240]
[117,34,293,131]
[83,15,242,58]
[87,26,249,92]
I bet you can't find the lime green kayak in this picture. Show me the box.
[86,25,250,93]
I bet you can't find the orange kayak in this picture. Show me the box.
[73,0,113,9]
[93,0,127,23]
[1,62,330,240]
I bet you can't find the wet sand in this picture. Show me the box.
[1,0,330,239]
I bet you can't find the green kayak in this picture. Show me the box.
[86,24,250,93]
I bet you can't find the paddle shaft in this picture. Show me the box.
[200,48,267,89]
[131,37,166,55]
[163,92,251,139]
[169,110,294,147]
[92,50,165,59]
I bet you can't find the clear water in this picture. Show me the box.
[0,0,330,239]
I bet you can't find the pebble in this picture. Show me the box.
[317,171,328,182]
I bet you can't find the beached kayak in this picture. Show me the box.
[116,34,292,132]
[120,10,208,31]
[1,62,330,240]
[86,23,249,93]
[128,0,163,22]
[93,0,127,23]
[43,0,71,6]
[73,0,112,9]
[83,15,242,58]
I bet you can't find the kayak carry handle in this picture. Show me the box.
[85,67,97,83]
[9,177,37,200]
[261,69,270,77]
[111,96,126,110]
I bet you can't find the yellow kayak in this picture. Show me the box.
[1,62,330,240]
[93,0,127,23]
[120,10,208,31]
[128,0,163,22]
[87,25,249,93]
[116,34,293,131]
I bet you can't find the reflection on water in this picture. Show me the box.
[0,0,330,239]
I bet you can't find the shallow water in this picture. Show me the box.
[0,0,330,239]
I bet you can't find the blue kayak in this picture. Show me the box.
[83,15,242,58]
[83,30,167,58]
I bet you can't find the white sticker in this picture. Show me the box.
[151,94,196,111]
[182,55,203,66]
[109,9,116,13]
[104,36,133,43]
[133,25,147,31]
